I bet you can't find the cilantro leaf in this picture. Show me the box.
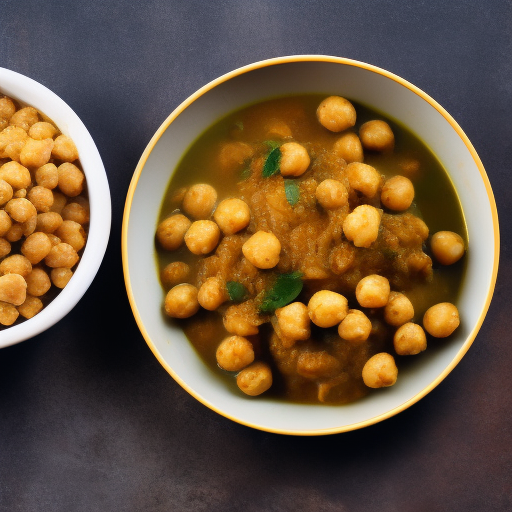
[284,180,300,206]
[259,272,303,314]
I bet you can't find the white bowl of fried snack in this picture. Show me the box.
[123,56,499,435]
[0,67,111,348]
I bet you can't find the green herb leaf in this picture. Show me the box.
[259,272,303,314]
[284,179,300,206]
[264,140,280,150]
[240,165,252,181]
[262,146,281,178]
[226,281,248,302]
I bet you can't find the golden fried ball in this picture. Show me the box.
[308,290,348,328]
[423,302,460,338]
[216,335,255,372]
[430,231,466,265]
[393,322,427,355]
[317,96,357,132]
[356,274,390,308]
[384,291,415,327]
[381,175,415,211]
[156,214,191,251]
[236,361,273,396]
[213,198,251,235]
[362,353,398,388]
[242,231,281,269]
[359,120,395,152]
[164,284,199,319]
[182,184,218,220]
[279,142,310,177]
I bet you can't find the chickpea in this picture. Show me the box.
[51,135,78,162]
[160,261,190,288]
[423,302,460,338]
[315,179,348,210]
[242,231,281,269]
[44,243,79,268]
[18,295,43,319]
[9,106,39,132]
[223,304,259,336]
[0,97,16,123]
[164,283,199,318]
[57,162,84,197]
[359,120,395,152]
[182,184,218,219]
[156,214,191,251]
[384,291,414,327]
[50,267,73,288]
[381,176,415,211]
[22,215,37,237]
[19,137,54,168]
[218,141,254,174]
[184,220,221,255]
[29,121,58,140]
[36,212,64,233]
[279,142,310,177]
[4,198,37,223]
[317,96,357,132]
[0,126,28,159]
[308,290,348,328]
[430,231,465,265]
[25,267,52,296]
[0,161,32,189]
[197,277,227,311]
[236,361,273,396]
[0,273,27,305]
[0,179,13,205]
[356,274,390,308]
[213,198,251,235]
[362,353,398,388]
[5,223,23,242]
[333,131,364,163]
[346,162,382,198]
[55,220,86,251]
[0,301,19,326]
[275,302,311,344]
[338,309,372,343]
[61,201,89,225]
[35,163,59,189]
[394,322,427,355]
[26,185,53,213]
[0,238,10,258]
[0,210,12,236]
[50,191,67,214]
[21,232,52,264]
[216,335,255,371]
[343,204,382,248]
[0,254,32,277]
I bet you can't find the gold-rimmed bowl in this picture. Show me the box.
[122,55,499,435]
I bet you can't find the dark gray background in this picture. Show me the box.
[1,1,511,511]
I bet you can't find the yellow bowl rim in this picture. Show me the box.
[121,54,500,436]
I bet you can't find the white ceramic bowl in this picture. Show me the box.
[122,56,499,435]
[0,67,111,349]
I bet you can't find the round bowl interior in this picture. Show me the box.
[0,67,111,348]
[123,56,499,435]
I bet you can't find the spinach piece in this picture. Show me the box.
[262,146,281,178]
[259,272,303,314]
[226,281,248,302]
[284,179,300,206]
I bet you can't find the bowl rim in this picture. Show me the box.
[121,55,500,435]
[0,67,112,348]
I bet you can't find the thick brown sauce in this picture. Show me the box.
[156,95,467,405]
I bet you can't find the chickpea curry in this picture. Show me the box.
[0,95,89,328]
[155,94,466,405]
